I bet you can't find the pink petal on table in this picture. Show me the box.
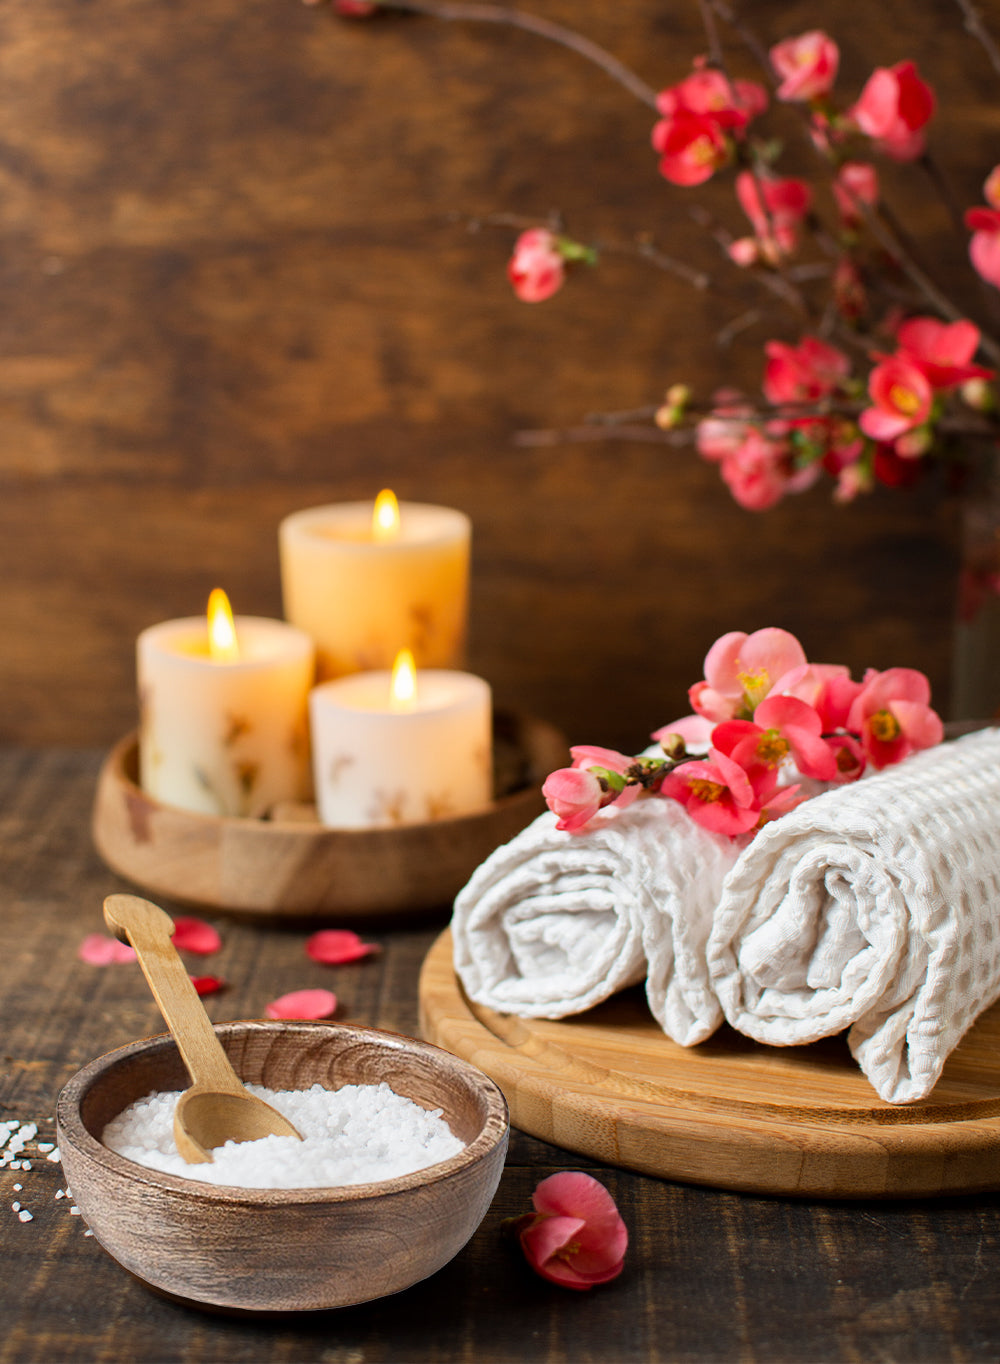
[190,975,227,997]
[265,988,338,1020]
[171,917,222,955]
[305,930,379,965]
[77,933,137,966]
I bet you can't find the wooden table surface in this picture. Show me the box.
[3,748,1000,1364]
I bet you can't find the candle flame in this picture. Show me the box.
[390,648,417,711]
[372,488,400,542]
[207,589,240,663]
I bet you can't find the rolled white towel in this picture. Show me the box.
[452,796,742,1044]
[707,727,1000,1103]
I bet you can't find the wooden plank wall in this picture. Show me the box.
[2,0,996,752]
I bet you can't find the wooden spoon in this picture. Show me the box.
[103,893,302,1164]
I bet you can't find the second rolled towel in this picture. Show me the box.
[708,727,1000,1103]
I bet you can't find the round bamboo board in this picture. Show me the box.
[418,929,1000,1199]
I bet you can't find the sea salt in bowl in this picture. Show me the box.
[55,1021,509,1312]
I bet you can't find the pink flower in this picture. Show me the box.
[658,746,761,835]
[966,205,1000,288]
[332,0,377,15]
[508,229,565,303]
[735,172,812,258]
[770,31,839,102]
[762,336,851,405]
[846,667,943,769]
[265,988,338,1020]
[688,627,808,722]
[517,1173,627,1290]
[714,425,819,510]
[713,693,837,782]
[850,60,936,161]
[306,930,379,965]
[542,746,638,832]
[832,162,879,229]
[656,68,767,132]
[896,317,992,388]
[859,355,933,441]
[171,916,222,956]
[651,110,730,186]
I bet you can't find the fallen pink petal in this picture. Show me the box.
[77,933,137,966]
[171,916,222,956]
[190,975,227,997]
[305,930,379,965]
[265,988,338,1020]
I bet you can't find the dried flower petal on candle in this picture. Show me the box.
[190,975,227,997]
[170,917,222,956]
[265,988,338,1020]
[305,930,380,965]
[77,933,137,966]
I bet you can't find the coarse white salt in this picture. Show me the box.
[18,1210,33,1223]
[102,1081,466,1189]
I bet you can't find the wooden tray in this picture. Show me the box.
[92,713,567,921]
[419,929,1000,1199]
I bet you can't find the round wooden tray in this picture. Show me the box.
[419,928,1000,1199]
[92,713,567,920]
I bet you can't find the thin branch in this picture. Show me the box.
[371,0,660,107]
[954,0,1000,79]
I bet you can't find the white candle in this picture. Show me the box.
[309,653,493,828]
[279,495,470,681]
[138,596,315,818]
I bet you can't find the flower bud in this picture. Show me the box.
[961,377,995,412]
[659,732,687,760]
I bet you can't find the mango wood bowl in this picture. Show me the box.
[91,710,568,920]
[55,1021,510,1313]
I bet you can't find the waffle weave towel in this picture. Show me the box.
[452,797,741,1044]
[707,727,1000,1103]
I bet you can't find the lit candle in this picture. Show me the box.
[309,650,493,828]
[278,493,470,680]
[137,591,315,817]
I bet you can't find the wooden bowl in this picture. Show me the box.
[91,710,568,919]
[56,1020,509,1312]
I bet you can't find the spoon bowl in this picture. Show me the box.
[103,893,301,1161]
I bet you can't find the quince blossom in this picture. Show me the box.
[542,745,639,832]
[966,166,1000,288]
[896,317,993,388]
[762,336,851,405]
[849,60,936,161]
[651,109,730,187]
[685,627,808,723]
[859,354,934,443]
[657,746,761,836]
[508,229,565,302]
[832,162,879,230]
[653,66,767,186]
[714,693,838,782]
[846,668,944,769]
[770,31,839,103]
[516,1172,627,1290]
[732,171,812,262]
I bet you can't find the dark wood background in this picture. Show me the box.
[3,0,997,753]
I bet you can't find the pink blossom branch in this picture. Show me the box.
[366,0,660,108]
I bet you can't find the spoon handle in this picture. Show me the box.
[103,893,243,1096]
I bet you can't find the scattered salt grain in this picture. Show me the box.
[18,1210,32,1223]
[102,1082,465,1189]
[46,1148,61,1163]
[36,1143,54,1154]
[11,1202,20,1212]
[12,1184,21,1193]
